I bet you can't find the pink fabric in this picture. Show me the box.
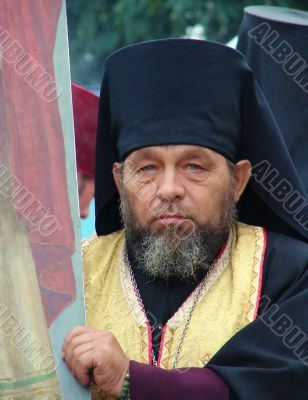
[0,0,76,326]
[72,83,99,177]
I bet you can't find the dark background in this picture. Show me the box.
[66,0,308,85]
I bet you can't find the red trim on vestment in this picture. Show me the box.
[157,325,168,367]
[146,321,153,365]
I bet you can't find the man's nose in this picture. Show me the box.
[156,169,185,202]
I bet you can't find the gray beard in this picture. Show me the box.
[119,183,236,282]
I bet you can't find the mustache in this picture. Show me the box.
[148,202,194,222]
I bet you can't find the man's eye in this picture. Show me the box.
[186,163,203,171]
[139,165,157,172]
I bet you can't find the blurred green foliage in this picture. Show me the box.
[67,0,307,85]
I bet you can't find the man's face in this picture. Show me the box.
[116,145,236,230]
[113,144,250,280]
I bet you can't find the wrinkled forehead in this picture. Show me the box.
[125,144,228,164]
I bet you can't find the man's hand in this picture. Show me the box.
[62,326,129,398]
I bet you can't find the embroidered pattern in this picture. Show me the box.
[119,247,147,326]
[245,226,266,324]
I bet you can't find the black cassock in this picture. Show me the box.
[129,230,308,399]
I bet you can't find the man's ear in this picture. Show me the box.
[234,159,251,202]
[112,162,122,193]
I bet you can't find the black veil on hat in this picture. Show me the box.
[95,39,308,242]
[237,6,308,195]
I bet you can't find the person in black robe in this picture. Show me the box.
[62,38,308,400]
[236,6,308,196]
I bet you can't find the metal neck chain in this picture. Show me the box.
[123,247,216,368]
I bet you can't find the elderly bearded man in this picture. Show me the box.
[62,39,308,400]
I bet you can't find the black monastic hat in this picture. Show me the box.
[95,39,308,242]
